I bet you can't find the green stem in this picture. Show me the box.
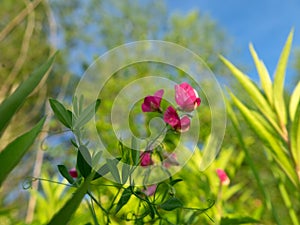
[271,164,300,225]
[86,198,100,225]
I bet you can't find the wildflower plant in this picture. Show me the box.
[46,82,216,225]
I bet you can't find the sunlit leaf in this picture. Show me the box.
[273,29,293,126]
[0,118,45,186]
[0,54,56,137]
[290,101,300,168]
[249,43,273,105]
[220,55,282,135]
[289,81,300,121]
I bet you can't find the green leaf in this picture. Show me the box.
[0,117,45,186]
[47,174,92,225]
[77,145,92,178]
[220,217,260,225]
[131,137,139,166]
[0,54,56,137]
[121,163,130,184]
[49,99,73,129]
[249,43,273,105]
[273,29,293,126]
[169,178,183,186]
[107,158,121,183]
[115,186,132,214]
[160,197,183,211]
[220,55,282,135]
[230,92,298,186]
[290,100,300,168]
[57,165,75,184]
[289,81,300,121]
[147,201,155,219]
[73,99,101,129]
[93,164,109,180]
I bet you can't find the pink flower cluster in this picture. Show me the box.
[141,82,201,132]
[140,82,201,167]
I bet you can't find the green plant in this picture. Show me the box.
[222,30,300,225]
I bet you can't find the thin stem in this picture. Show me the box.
[86,198,100,225]
[87,191,109,215]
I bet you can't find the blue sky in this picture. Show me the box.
[165,0,300,83]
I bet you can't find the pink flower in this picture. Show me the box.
[216,169,230,186]
[140,151,153,167]
[143,184,157,196]
[175,82,201,112]
[141,89,164,112]
[69,168,78,178]
[163,106,190,132]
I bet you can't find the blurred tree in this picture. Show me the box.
[0,0,243,224]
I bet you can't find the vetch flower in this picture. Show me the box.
[141,89,164,112]
[143,184,157,196]
[140,151,153,167]
[216,169,230,186]
[175,82,201,112]
[69,168,78,178]
[163,106,190,132]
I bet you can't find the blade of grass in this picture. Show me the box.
[249,43,273,106]
[289,82,300,121]
[220,55,283,137]
[273,29,294,126]
[0,117,45,186]
[290,100,300,175]
[0,53,56,137]
[47,174,93,225]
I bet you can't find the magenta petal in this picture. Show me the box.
[216,169,230,185]
[140,152,153,167]
[175,82,201,112]
[142,102,152,112]
[141,89,164,112]
[163,106,180,128]
[179,116,190,132]
[69,168,78,178]
[154,89,164,99]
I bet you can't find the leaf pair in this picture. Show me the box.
[49,98,101,130]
